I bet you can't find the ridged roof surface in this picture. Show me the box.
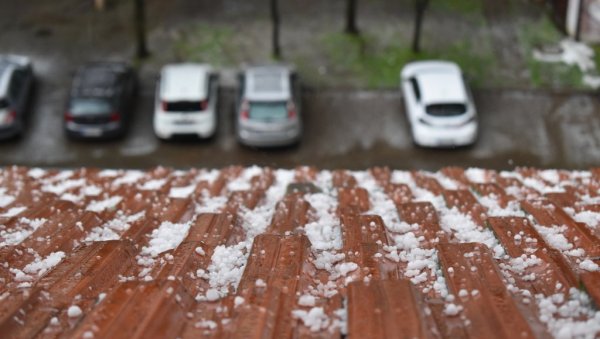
[1,166,600,338]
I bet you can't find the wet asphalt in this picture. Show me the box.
[1,77,600,171]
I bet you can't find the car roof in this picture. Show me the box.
[160,63,212,101]
[417,72,467,104]
[72,62,130,98]
[244,66,291,101]
[402,61,468,104]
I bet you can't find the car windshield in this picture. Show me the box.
[425,103,467,117]
[249,101,287,121]
[70,98,112,115]
[164,101,201,112]
[0,98,7,109]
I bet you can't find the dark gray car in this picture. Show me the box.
[0,55,33,139]
[236,65,302,147]
[65,62,137,139]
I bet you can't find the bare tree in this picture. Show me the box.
[345,0,359,35]
[412,0,429,53]
[270,0,281,59]
[134,0,149,59]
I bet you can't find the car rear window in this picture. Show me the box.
[0,98,8,109]
[70,98,112,115]
[164,101,202,112]
[249,102,287,121]
[426,103,467,117]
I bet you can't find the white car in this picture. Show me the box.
[400,61,477,147]
[154,63,218,139]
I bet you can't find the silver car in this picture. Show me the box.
[0,55,33,139]
[236,65,301,147]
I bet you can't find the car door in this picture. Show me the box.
[8,69,28,120]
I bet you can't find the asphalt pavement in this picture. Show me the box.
[1,71,600,171]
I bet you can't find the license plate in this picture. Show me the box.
[174,119,194,125]
[82,128,103,137]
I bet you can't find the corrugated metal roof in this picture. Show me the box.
[0,166,599,338]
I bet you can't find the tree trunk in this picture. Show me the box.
[271,0,281,59]
[134,0,149,59]
[345,0,359,35]
[575,0,584,41]
[412,0,429,53]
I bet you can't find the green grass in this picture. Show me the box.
[361,45,414,87]
[593,45,600,71]
[422,41,495,87]
[519,16,584,88]
[320,32,402,87]
[528,58,584,88]
[520,15,562,47]
[320,32,494,88]
[431,0,483,15]
[168,5,584,90]
[173,24,235,66]
[429,0,486,26]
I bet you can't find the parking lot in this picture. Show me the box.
[2,0,600,171]
[1,68,600,171]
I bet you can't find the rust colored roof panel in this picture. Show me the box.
[521,200,600,257]
[70,280,193,339]
[338,187,370,214]
[0,166,599,338]
[369,167,391,186]
[443,189,488,227]
[268,193,311,235]
[413,171,446,195]
[440,166,470,187]
[384,183,413,205]
[437,242,541,339]
[471,183,513,208]
[347,279,441,339]
[397,202,447,245]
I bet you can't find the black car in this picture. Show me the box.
[0,55,34,139]
[65,62,137,139]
